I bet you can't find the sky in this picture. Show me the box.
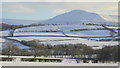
[1,2,118,20]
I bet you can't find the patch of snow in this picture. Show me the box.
[0,30,10,36]
[7,37,118,49]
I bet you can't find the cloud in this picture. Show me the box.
[2,3,36,13]
[2,2,118,15]
[39,2,118,15]
[53,9,67,13]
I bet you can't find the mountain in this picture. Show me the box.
[38,10,116,25]
[0,18,40,25]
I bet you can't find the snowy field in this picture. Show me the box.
[1,62,118,66]
[14,32,65,36]
[0,24,118,49]
[0,30,10,36]
[13,24,118,37]
[7,36,118,49]
[0,21,118,49]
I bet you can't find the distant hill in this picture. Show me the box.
[37,10,117,25]
[0,18,40,25]
[100,15,118,22]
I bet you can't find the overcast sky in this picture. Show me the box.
[1,2,118,20]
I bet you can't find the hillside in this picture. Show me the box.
[38,10,117,25]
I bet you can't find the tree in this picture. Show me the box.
[2,40,32,56]
[97,46,119,62]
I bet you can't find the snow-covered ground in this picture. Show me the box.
[14,41,30,49]
[0,23,118,49]
[13,23,119,37]
[0,38,6,43]
[14,32,65,36]
[68,30,111,36]
[13,25,115,37]
[1,62,118,66]
[0,37,30,49]
[0,24,118,49]
[107,26,118,29]
[0,30,10,36]
[7,36,118,49]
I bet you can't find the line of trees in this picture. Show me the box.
[70,28,106,32]
[16,30,62,33]
[21,40,94,58]
[2,41,32,56]
[2,40,120,62]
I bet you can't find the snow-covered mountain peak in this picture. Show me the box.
[69,10,87,14]
[40,10,108,24]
